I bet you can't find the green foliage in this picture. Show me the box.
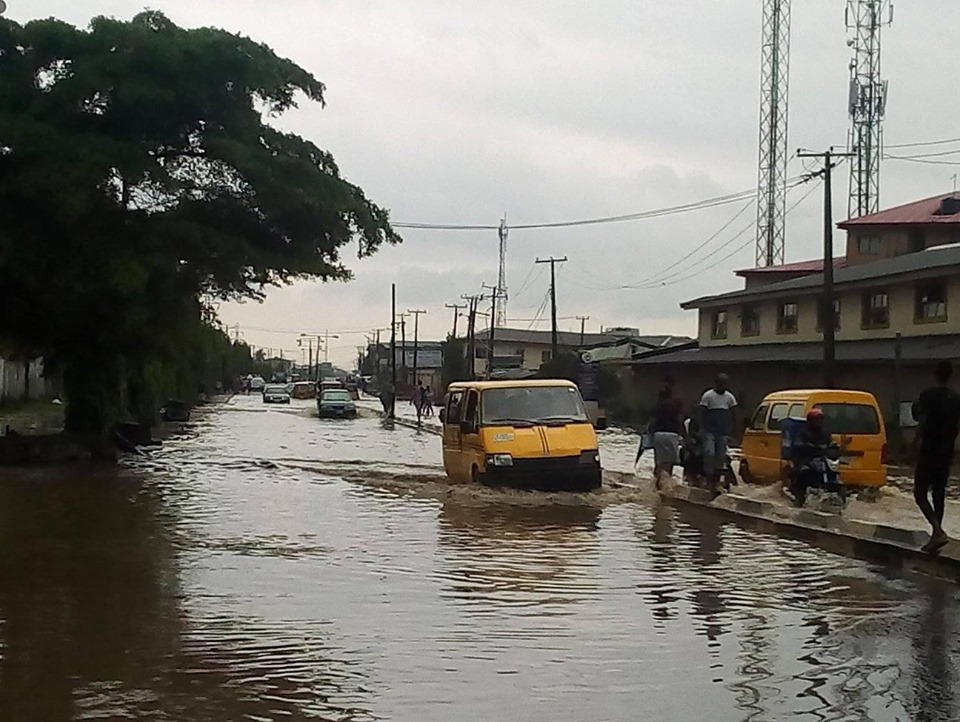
[0,12,399,432]
[441,335,468,388]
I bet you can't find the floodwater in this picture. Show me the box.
[1,396,958,721]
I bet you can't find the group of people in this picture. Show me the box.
[412,382,435,418]
[644,361,960,554]
[646,373,738,490]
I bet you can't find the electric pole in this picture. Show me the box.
[390,284,397,416]
[445,303,466,338]
[408,309,426,386]
[397,312,408,387]
[576,315,590,347]
[482,284,503,378]
[462,294,482,379]
[798,147,855,387]
[536,257,567,362]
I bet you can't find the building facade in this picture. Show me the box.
[630,193,960,429]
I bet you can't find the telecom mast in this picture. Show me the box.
[755,0,791,267]
[846,0,892,219]
[496,215,508,328]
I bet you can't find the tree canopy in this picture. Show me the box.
[0,11,399,431]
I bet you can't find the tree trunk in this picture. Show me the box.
[63,354,124,435]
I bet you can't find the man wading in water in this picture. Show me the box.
[912,360,960,553]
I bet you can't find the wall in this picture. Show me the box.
[698,273,960,347]
[0,357,47,404]
[846,227,960,266]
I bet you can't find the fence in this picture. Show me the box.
[0,357,47,404]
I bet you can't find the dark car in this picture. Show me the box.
[318,389,357,418]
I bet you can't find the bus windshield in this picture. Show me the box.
[481,386,587,425]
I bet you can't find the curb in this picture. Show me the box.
[602,470,960,579]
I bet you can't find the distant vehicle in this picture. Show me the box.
[160,399,190,422]
[291,381,316,399]
[318,388,357,418]
[249,376,266,391]
[262,384,291,404]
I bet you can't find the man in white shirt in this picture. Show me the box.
[698,373,738,484]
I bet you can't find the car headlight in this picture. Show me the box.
[346,403,356,410]
[487,453,514,467]
[579,450,600,465]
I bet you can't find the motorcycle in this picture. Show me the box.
[788,443,846,508]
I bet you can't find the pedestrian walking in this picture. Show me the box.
[912,360,960,553]
[650,382,683,489]
[698,373,738,488]
[422,385,434,417]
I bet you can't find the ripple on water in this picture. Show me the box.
[1,395,957,721]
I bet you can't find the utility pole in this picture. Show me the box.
[445,303,466,338]
[408,309,426,386]
[482,284,503,378]
[536,257,567,363]
[798,147,855,387]
[400,313,409,386]
[390,284,397,416]
[576,315,590,347]
[462,294,482,379]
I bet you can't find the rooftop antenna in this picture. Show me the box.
[755,0,792,267]
[846,0,893,218]
[496,214,508,327]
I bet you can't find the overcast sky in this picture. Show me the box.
[11,1,959,367]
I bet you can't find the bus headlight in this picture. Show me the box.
[487,453,514,467]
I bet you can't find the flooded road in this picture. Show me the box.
[2,395,959,721]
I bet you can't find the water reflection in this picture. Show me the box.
[437,494,602,610]
[1,397,958,721]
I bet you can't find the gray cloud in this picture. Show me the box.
[11,0,959,366]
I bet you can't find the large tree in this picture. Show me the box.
[0,12,399,432]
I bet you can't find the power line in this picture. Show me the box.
[885,148,960,160]
[885,136,960,149]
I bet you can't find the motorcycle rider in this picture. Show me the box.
[791,408,835,506]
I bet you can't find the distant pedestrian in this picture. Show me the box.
[912,360,960,553]
[698,373,738,487]
[421,385,434,417]
[650,382,683,488]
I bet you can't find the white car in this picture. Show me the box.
[249,375,266,391]
[262,384,291,404]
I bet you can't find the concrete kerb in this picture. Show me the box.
[602,470,960,580]
[358,406,960,579]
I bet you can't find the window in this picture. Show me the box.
[915,281,947,322]
[816,298,841,332]
[857,235,882,255]
[711,310,728,339]
[463,390,479,430]
[861,290,889,329]
[777,302,798,334]
[446,390,464,425]
[788,403,805,420]
[741,305,760,337]
[749,404,769,430]
[812,403,880,434]
[767,402,790,430]
[514,348,525,364]
[541,350,551,363]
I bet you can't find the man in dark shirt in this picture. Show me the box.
[912,360,960,553]
[791,408,834,506]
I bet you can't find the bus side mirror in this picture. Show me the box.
[439,408,446,423]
